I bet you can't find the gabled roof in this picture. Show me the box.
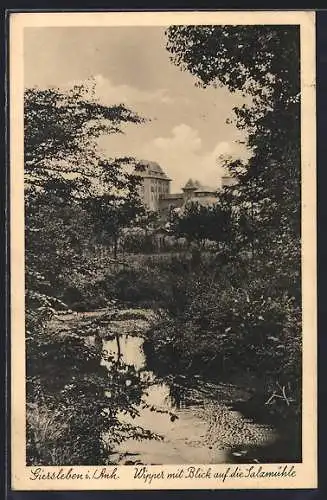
[135,160,171,180]
[183,178,197,190]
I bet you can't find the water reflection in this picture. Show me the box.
[100,334,230,464]
[102,335,190,411]
[168,381,186,410]
[102,335,146,370]
[101,333,276,465]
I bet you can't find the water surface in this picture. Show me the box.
[101,333,276,465]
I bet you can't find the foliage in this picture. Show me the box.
[145,263,301,422]
[25,84,147,284]
[25,82,144,189]
[25,83,161,465]
[170,200,234,249]
[85,190,145,258]
[149,25,303,427]
[100,266,167,307]
[166,25,301,260]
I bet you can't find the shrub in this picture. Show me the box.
[145,267,301,420]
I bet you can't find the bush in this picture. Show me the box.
[26,291,110,465]
[98,267,165,306]
[144,266,301,421]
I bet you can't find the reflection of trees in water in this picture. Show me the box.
[103,335,186,422]
[167,378,188,410]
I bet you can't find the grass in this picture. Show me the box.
[27,403,73,465]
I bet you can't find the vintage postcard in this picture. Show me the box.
[10,10,317,490]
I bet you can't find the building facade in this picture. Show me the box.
[136,160,235,215]
[136,160,171,211]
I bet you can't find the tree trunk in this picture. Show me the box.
[113,235,118,259]
[115,334,121,363]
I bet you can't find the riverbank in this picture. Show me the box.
[47,307,297,465]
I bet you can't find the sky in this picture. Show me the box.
[24,26,250,192]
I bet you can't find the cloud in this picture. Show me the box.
[141,125,216,191]
[141,125,250,191]
[200,139,252,186]
[152,124,202,152]
[141,124,203,191]
[66,74,175,106]
[98,121,250,192]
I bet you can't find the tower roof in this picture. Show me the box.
[135,160,171,180]
[183,178,197,190]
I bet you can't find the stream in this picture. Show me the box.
[100,333,278,465]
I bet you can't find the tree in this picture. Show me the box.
[25,83,162,465]
[164,26,302,423]
[25,84,147,284]
[25,82,144,190]
[137,209,160,234]
[166,24,301,286]
[166,25,300,257]
[86,191,145,258]
[171,200,234,251]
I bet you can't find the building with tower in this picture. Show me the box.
[135,160,235,217]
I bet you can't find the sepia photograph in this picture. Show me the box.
[10,11,316,490]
